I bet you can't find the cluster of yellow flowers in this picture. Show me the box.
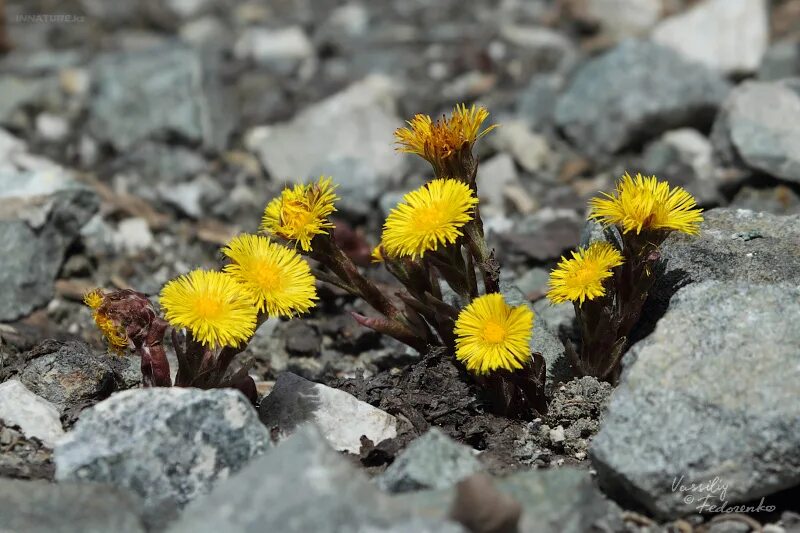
[84,288,128,353]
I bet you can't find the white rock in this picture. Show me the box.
[0,380,64,447]
[35,113,69,142]
[247,75,405,186]
[476,153,519,214]
[582,0,662,38]
[234,26,314,71]
[259,372,397,454]
[652,0,768,74]
[488,120,551,173]
[114,217,153,254]
[549,425,566,444]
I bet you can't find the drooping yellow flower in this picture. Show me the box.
[382,178,478,259]
[261,176,338,251]
[454,293,534,375]
[222,234,317,317]
[547,242,624,305]
[395,104,497,168]
[159,269,257,348]
[84,289,128,353]
[589,173,704,235]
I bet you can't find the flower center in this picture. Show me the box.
[411,205,447,233]
[281,200,314,235]
[254,262,282,291]
[481,320,507,344]
[194,296,223,319]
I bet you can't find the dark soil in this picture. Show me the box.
[329,348,612,476]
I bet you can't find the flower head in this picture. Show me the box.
[395,104,496,171]
[84,289,128,353]
[222,234,317,317]
[261,176,338,251]
[382,178,478,259]
[370,245,385,263]
[454,293,534,375]
[589,173,704,235]
[547,242,624,305]
[159,269,257,348]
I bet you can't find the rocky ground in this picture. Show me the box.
[1,0,799,531]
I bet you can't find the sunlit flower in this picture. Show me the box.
[454,293,534,375]
[222,234,317,317]
[395,104,497,170]
[547,242,624,305]
[84,289,128,353]
[159,269,257,348]
[261,176,339,251]
[589,172,704,235]
[382,178,478,259]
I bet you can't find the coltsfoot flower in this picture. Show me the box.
[395,104,496,171]
[370,245,385,263]
[589,172,704,235]
[261,176,338,251]
[222,234,317,317]
[382,178,478,259]
[83,289,128,353]
[454,293,534,375]
[160,269,257,348]
[547,242,624,305]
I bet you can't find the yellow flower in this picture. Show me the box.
[160,269,257,348]
[395,104,497,168]
[589,172,704,235]
[382,178,478,259]
[84,289,128,353]
[261,176,338,251]
[370,245,385,263]
[547,242,624,305]
[454,293,534,375]
[222,234,317,317]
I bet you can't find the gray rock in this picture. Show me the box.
[517,74,564,131]
[476,153,519,213]
[513,267,550,300]
[652,0,768,75]
[107,141,207,194]
[0,479,145,533]
[731,185,800,216]
[0,143,98,320]
[0,419,55,480]
[246,75,405,187]
[591,281,800,518]
[0,76,47,124]
[711,79,800,184]
[758,40,800,81]
[315,156,383,218]
[399,467,623,533]
[233,26,314,74]
[89,46,234,151]
[55,388,269,515]
[555,40,730,156]
[488,120,551,173]
[0,380,63,447]
[377,428,482,493]
[577,0,661,38]
[259,372,398,454]
[169,425,464,533]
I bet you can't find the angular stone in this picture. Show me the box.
[247,75,405,187]
[555,41,730,155]
[259,372,397,454]
[168,425,464,533]
[0,479,145,533]
[652,0,768,75]
[377,428,482,493]
[55,388,269,514]
[591,281,800,518]
[0,380,63,447]
[89,46,234,151]
[711,79,800,184]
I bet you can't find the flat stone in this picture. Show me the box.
[488,120,551,173]
[246,75,405,186]
[0,380,63,447]
[233,26,314,73]
[377,428,482,493]
[259,372,397,454]
[55,388,269,515]
[0,478,145,533]
[555,40,730,156]
[591,281,800,518]
[89,45,234,151]
[168,425,464,533]
[711,79,800,184]
[652,0,768,75]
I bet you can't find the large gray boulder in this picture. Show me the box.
[89,46,235,151]
[591,281,800,518]
[55,388,269,515]
[0,479,146,533]
[0,132,98,321]
[711,79,800,184]
[555,40,730,156]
